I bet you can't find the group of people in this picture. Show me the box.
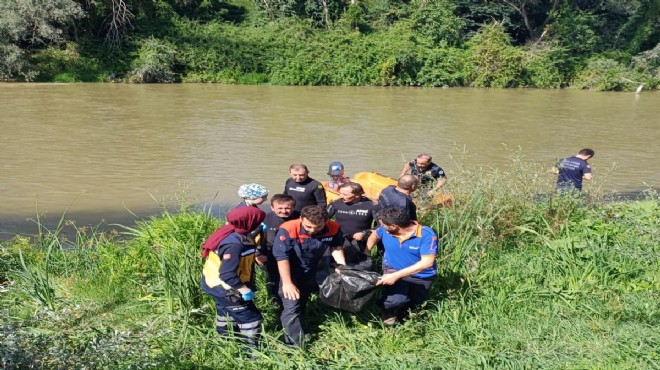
[198,149,595,349]
[199,155,447,349]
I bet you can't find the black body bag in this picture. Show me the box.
[319,266,381,312]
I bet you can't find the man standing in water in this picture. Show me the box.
[552,149,594,192]
[284,164,327,212]
[400,153,447,197]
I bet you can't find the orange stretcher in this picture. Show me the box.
[322,172,452,207]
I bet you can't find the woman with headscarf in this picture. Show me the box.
[200,206,266,347]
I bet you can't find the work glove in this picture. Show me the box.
[241,290,255,301]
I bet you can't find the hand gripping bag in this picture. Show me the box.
[319,266,381,312]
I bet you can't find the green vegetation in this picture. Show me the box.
[1,0,659,90]
[2,155,658,369]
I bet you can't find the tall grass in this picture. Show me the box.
[119,207,219,315]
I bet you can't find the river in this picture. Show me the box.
[1,84,658,236]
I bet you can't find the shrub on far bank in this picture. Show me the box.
[466,23,525,88]
[31,43,105,82]
[572,57,650,91]
[128,37,178,83]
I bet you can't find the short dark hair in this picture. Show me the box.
[397,174,418,190]
[301,205,328,225]
[338,182,364,196]
[289,164,309,173]
[578,149,595,157]
[271,194,295,206]
[376,207,412,227]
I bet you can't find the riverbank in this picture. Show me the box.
[1,166,657,368]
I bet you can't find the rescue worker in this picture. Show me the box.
[326,161,351,190]
[400,153,447,197]
[236,183,269,208]
[376,174,418,221]
[283,164,327,212]
[260,194,299,308]
[200,206,266,348]
[327,182,375,269]
[551,148,594,192]
[366,207,438,326]
[273,205,346,347]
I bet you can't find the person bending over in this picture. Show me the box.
[366,207,438,326]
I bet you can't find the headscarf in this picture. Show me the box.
[200,206,266,258]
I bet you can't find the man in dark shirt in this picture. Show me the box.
[400,153,447,197]
[377,175,418,221]
[552,148,594,192]
[283,164,327,212]
[327,182,375,267]
[273,206,346,347]
[261,194,299,307]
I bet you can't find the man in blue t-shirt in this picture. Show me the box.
[552,148,594,192]
[366,207,438,326]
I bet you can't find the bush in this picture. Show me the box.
[416,47,469,87]
[408,0,465,47]
[466,23,525,87]
[31,43,104,82]
[630,43,660,89]
[522,48,564,88]
[128,37,178,83]
[572,57,648,91]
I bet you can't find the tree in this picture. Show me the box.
[497,0,560,42]
[0,0,85,80]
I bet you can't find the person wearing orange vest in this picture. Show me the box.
[272,205,346,347]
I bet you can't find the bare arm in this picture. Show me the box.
[377,254,436,286]
[277,259,299,300]
[365,230,381,255]
[583,173,592,180]
[330,246,346,266]
[427,176,447,196]
[550,166,559,174]
[399,162,410,178]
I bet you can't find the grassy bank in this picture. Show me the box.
[1,162,658,369]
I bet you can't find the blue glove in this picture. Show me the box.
[241,290,255,301]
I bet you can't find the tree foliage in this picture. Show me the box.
[0,0,658,90]
[0,0,84,80]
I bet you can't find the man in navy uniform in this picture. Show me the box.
[273,205,346,347]
[400,153,447,197]
[261,194,299,308]
[552,149,594,192]
[284,164,327,212]
[377,174,418,221]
